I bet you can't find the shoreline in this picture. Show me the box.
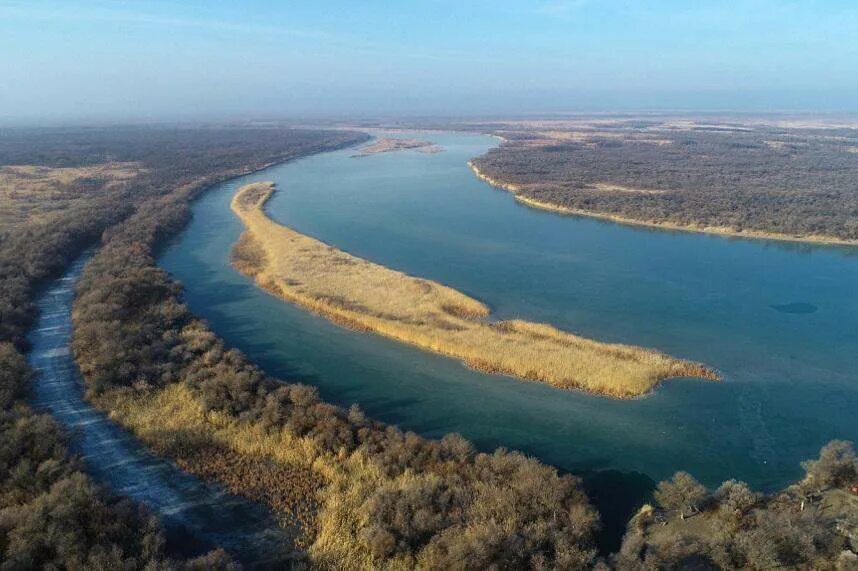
[230,181,718,400]
[468,161,858,248]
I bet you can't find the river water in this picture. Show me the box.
[158,131,858,544]
[29,255,294,566]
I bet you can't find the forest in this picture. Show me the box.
[469,120,858,242]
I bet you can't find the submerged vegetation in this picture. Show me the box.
[231,181,716,398]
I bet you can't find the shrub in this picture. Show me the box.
[714,479,760,517]
[734,508,824,569]
[0,126,365,568]
[801,440,858,492]
[654,471,708,519]
[0,343,29,409]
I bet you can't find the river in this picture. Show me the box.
[158,131,858,545]
[29,254,295,566]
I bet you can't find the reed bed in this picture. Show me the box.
[101,383,463,568]
[231,182,718,398]
[101,384,325,551]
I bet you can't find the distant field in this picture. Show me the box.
[0,163,142,229]
[231,181,717,398]
[465,117,858,243]
[351,137,443,157]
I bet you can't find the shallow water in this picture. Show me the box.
[159,131,858,546]
[28,255,294,566]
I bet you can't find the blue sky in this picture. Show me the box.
[2,0,857,122]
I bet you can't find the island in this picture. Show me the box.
[230,181,718,398]
[351,137,443,157]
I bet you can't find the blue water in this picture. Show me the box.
[159,131,858,532]
[28,255,295,566]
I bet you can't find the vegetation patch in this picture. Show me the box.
[467,118,858,244]
[593,183,666,195]
[0,162,142,229]
[352,137,443,157]
[230,181,717,398]
[614,442,858,569]
[101,384,321,550]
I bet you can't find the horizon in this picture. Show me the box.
[2,0,858,125]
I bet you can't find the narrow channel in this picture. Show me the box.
[28,254,294,566]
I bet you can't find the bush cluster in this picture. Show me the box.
[615,441,858,569]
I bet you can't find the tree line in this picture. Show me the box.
[615,441,857,569]
[472,125,858,240]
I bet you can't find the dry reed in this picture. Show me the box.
[231,181,718,398]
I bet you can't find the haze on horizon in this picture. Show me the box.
[2,0,858,125]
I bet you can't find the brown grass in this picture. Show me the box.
[230,181,717,398]
[100,384,323,551]
[100,382,443,568]
[0,163,142,228]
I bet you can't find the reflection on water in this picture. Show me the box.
[159,131,858,551]
[28,255,293,566]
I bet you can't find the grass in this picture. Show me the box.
[100,382,431,569]
[0,163,141,229]
[99,384,321,551]
[231,181,718,398]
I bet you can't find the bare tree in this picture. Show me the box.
[654,472,708,520]
[801,440,857,493]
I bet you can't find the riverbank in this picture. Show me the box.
[468,162,858,248]
[28,255,294,565]
[230,181,718,399]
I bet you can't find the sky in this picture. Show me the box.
[2,0,858,123]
